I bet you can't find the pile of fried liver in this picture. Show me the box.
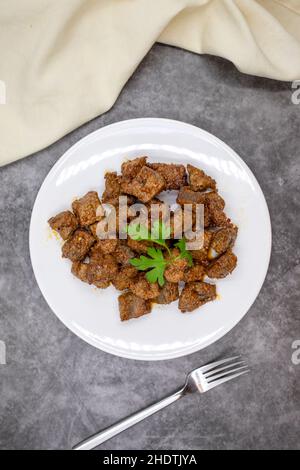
[48,157,237,321]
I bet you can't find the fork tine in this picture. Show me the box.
[206,369,249,390]
[206,365,248,383]
[204,360,245,378]
[200,356,241,374]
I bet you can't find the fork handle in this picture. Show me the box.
[73,387,184,450]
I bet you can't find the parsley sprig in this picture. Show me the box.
[128,221,193,286]
[130,247,167,286]
[127,220,171,254]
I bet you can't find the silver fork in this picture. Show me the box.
[73,356,249,450]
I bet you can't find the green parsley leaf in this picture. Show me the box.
[130,247,167,286]
[128,225,193,286]
[130,256,157,270]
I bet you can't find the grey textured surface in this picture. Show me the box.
[0,44,299,450]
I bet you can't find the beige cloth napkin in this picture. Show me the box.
[0,0,299,167]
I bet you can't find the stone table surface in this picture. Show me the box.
[0,44,299,450]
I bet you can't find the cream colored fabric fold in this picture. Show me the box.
[0,0,299,167]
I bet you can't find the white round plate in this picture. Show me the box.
[30,118,271,361]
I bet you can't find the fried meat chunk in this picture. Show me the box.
[62,229,95,261]
[206,250,237,278]
[210,226,238,256]
[118,292,151,321]
[187,164,216,191]
[72,191,103,226]
[129,274,160,300]
[112,265,138,291]
[148,163,186,190]
[121,156,147,179]
[179,282,216,312]
[48,210,78,240]
[121,166,165,203]
[164,248,188,283]
[155,282,179,304]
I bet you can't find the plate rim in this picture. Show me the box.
[29,117,272,361]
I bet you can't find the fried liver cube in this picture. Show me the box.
[88,241,104,264]
[101,173,137,208]
[90,238,118,255]
[114,241,136,265]
[71,260,116,287]
[155,282,179,304]
[101,172,121,206]
[148,163,187,190]
[97,254,119,279]
[71,261,106,286]
[62,229,95,261]
[177,188,229,228]
[95,254,119,280]
[118,291,151,321]
[210,226,238,256]
[89,248,118,278]
[121,156,147,179]
[179,281,217,313]
[206,190,225,210]
[129,273,160,300]
[164,248,188,283]
[191,231,213,263]
[176,186,207,205]
[121,166,165,203]
[112,265,138,291]
[206,250,237,278]
[206,191,229,227]
[187,164,216,191]
[72,191,103,226]
[183,263,205,282]
[48,210,78,240]
[71,261,91,283]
